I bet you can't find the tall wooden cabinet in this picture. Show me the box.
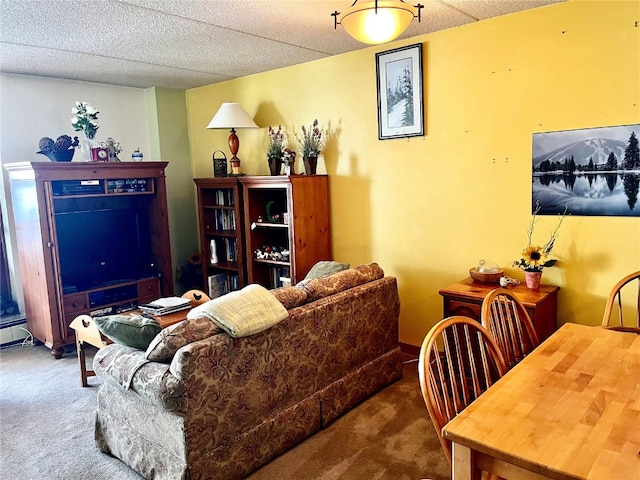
[5,162,173,358]
[194,178,246,296]
[240,175,331,288]
[194,175,332,291]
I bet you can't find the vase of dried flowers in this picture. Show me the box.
[296,119,324,175]
[267,125,284,176]
[303,156,318,175]
[268,156,282,176]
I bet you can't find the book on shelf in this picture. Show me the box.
[208,273,229,299]
[270,266,290,289]
[215,189,234,207]
[139,296,191,316]
[224,238,236,262]
[214,209,236,231]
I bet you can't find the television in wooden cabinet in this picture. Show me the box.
[4,162,173,358]
[239,175,331,288]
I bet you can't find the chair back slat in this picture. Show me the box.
[602,271,640,333]
[482,288,540,370]
[418,316,507,465]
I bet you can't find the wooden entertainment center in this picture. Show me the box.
[5,162,173,358]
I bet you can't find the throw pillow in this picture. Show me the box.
[303,260,350,280]
[145,316,223,363]
[187,284,288,337]
[93,314,161,350]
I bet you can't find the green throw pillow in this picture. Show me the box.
[303,260,350,280]
[93,314,161,350]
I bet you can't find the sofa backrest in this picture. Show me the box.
[296,263,385,303]
[166,273,400,445]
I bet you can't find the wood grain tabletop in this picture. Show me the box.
[443,323,640,479]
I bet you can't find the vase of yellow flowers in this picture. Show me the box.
[513,201,569,290]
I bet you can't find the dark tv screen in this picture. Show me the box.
[55,208,153,292]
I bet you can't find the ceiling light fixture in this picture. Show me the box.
[332,0,424,45]
[206,102,258,175]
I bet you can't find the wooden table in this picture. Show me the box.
[439,277,559,340]
[442,323,640,480]
[69,309,189,387]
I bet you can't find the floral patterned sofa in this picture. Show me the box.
[93,263,402,480]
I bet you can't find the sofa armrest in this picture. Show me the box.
[94,343,186,412]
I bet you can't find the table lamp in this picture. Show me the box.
[206,102,258,175]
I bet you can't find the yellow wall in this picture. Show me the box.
[185,0,640,347]
[146,87,199,292]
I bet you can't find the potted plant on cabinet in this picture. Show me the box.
[267,125,285,175]
[296,119,324,175]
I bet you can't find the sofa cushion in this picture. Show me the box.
[94,314,161,350]
[145,316,223,363]
[270,286,308,309]
[187,284,288,337]
[298,263,385,303]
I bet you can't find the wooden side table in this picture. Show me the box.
[439,277,559,340]
[69,310,190,387]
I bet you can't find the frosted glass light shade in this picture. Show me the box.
[206,102,258,129]
[340,1,416,44]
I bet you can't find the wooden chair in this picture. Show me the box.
[602,271,640,333]
[481,288,540,370]
[418,316,507,466]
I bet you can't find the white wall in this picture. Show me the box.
[0,74,152,311]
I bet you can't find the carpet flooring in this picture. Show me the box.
[0,343,450,480]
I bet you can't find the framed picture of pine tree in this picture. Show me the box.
[375,43,424,140]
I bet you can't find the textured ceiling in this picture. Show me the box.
[0,0,564,90]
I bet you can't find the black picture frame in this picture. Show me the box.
[375,43,424,140]
[532,123,640,217]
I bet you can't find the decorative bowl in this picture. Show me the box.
[469,267,504,284]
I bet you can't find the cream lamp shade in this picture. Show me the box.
[333,0,423,44]
[207,102,258,175]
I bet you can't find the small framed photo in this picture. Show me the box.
[375,43,424,140]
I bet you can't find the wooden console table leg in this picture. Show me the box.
[76,338,96,387]
[70,315,104,387]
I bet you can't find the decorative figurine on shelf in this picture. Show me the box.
[254,245,288,261]
[265,200,282,223]
[210,239,219,264]
[103,137,122,162]
[283,148,296,175]
[132,148,143,161]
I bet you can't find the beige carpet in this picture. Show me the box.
[0,343,449,480]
